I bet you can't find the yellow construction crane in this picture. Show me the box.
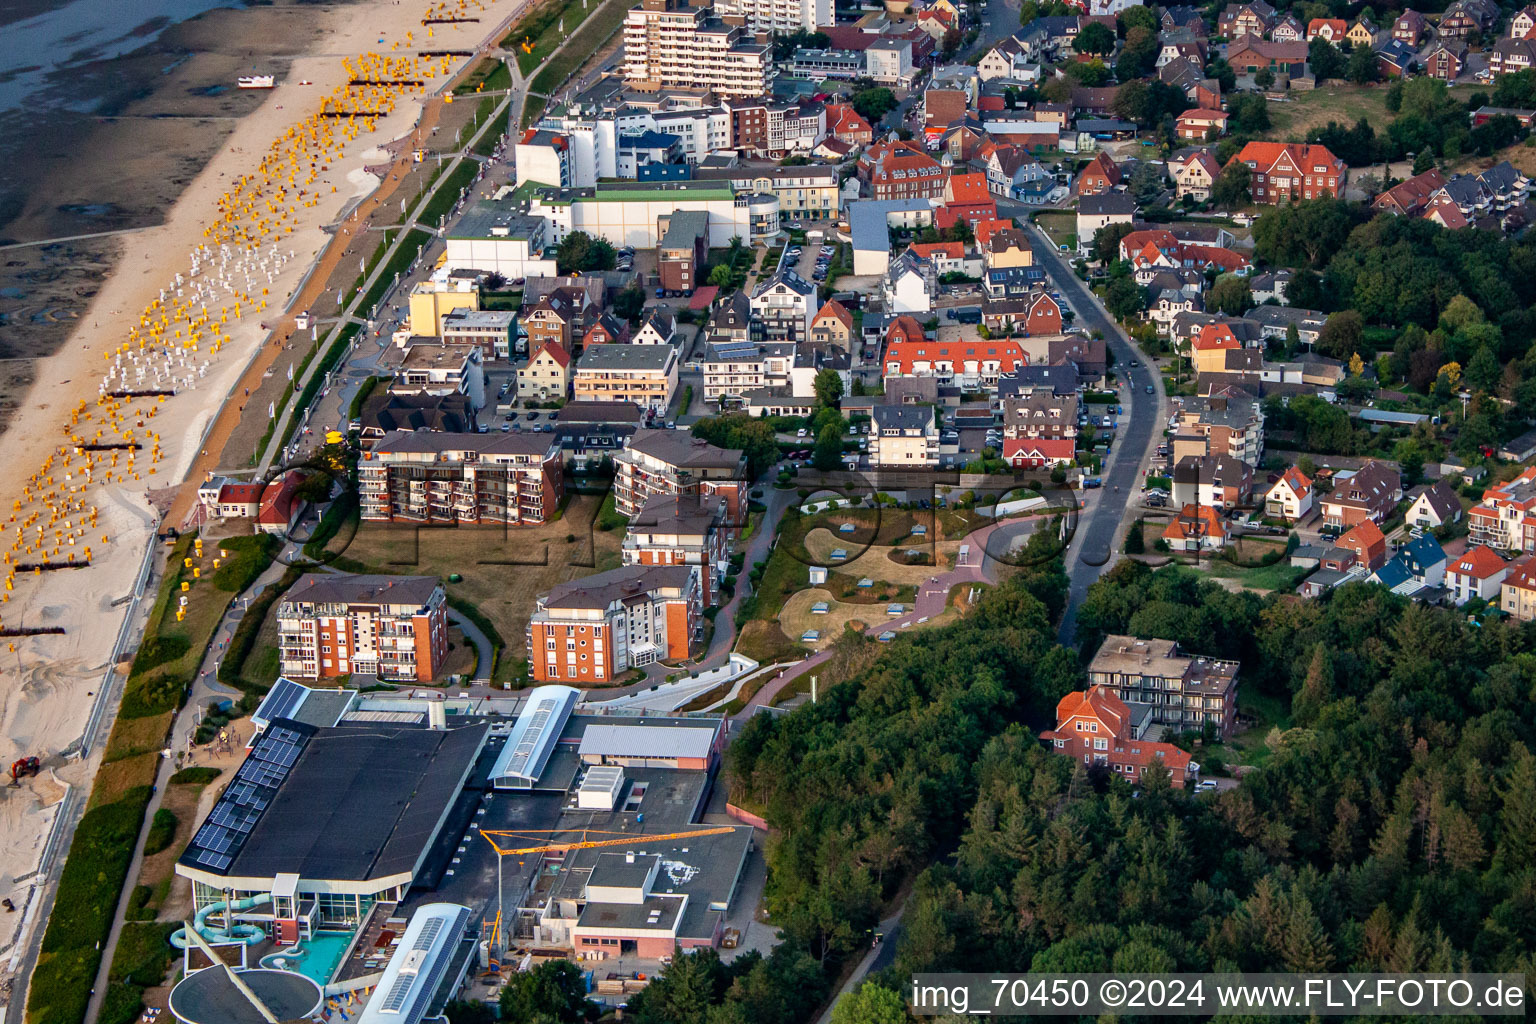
[477,825,739,961]
[479,825,737,858]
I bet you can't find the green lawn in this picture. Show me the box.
[1267,82,1481,142]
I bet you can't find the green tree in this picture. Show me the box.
[1292,642,1333,724]
[830,983,911,1024]
[1309,37,1346,80]
[1212,161,1251,208]
[1284,321,1301,356]
[1103,275,1147,320]
[1091,221,1137,265]
[1073,20,1116,54]
[1254,66,1275,89]
[1346,43,1379,84]
[813,368,844,408]
[500,960,595,1023]
[612,284,646,324]
[555,230,615,275]
[691,414,781,477]
[1114,25,1160,80]
[812,421,844,471]
[1317,309,1364,359]
[1207,56,1237,92]
[1465,345,1502,394]
[1118,5,1158,35]
[708,263,734,288]
[1227,93,1271,134]
[1207,275,1254,315]
[851,87,898,122]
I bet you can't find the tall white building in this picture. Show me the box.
[623,0,771,97]
[716,0,833,33]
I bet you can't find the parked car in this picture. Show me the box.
[1146,385,1154,394]
[1083,477,1102,489]
[1194,780,1219,793]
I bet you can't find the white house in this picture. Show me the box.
[882,249,934,314]
[1446,544,1508,605]
[1406,480,1463,531]
[1264,466,1314,522]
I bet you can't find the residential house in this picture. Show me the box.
[938,172,1000,229]
[1511,4,1536,37]
[978,35,1040,81]
[517,341,574,402]
[1338,518,1388,569]
[1468,466,1536,552]
[1392,533,1449,587]
[701,340,795,402]
[1075,152,1122,196]
[1227,142,1346,204]
[1247,269,1293,304]
[1162,5,1206,34]
[1374,168,1448,215]
[1271,13,1305,42]
[1307,17,1347,41]
[1172,149,1221,201]
[633,309,676,347]
[1375,39,1417,78]
[1003,392,1079,440]
[1438,0,1497,39]
[1446,544,1508,604]
[908,240,982,278]
[810,299,855,350]
[824,103,874,146]
[1218,0,1275,40]
[1266,466,1314,521]
[883,337,1029,387]
[1406,479,1463,530]
[977,143,1055,202]
[523,286,591,352]
[1249,305,1326,346]
[1348,17,1384,46]
[1040,687,1195,788]
[1319,460,1402,527]
[868,405,939,467]
[1393,9,1428,45]
[1225,38,1308,76]
[1169,388,1265,466]
[1500,556,1536,619]
[750,269,817,340]
[1076,193,1137,249]
[1164,503,1230,552]
[985,288,1063,335]
[1002,437,1077,467]
[1172,453,1253,508]
[1490,37,1536,75]
[1175,108,1229,140]
[1191,323,1244,373]
[582,313,631,348]
[1424,40,1468,81]
[882,248,935,314]
[1086,634,1240,737]
[983,227,1036,269]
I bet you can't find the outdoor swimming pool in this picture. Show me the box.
[261,930,354,986]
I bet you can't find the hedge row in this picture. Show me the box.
[217,564,303,692]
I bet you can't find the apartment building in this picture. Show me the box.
[528,565,701,683]
[1041,687,1194,787]
[622,0,770,97]
[278,573,447,682]
[868,405,939,467]
[1168,388,1264,466]
[1171,453,1253,508]
[622,494,730,605]
[1501,556,1536,620]
[614,429,748,522]
[657,210,708,294]
[388,344,484,406]
[1087,634,1240,738]
[1002,392,1079,440]
[1226,142,1346,205]
[883,338,1029,388]
[750,269,817,341]
[572,344,678,412]
[857,140,948,200]
[442,309,515,360]
[715,0,832,33]
[359,431,564,526]
[695,164,840,218]
[524,286,592,351]
[701,340,796,402]
[1469,466,1536,552]
[1319,460,1402,527]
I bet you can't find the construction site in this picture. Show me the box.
[162,680,760,1020]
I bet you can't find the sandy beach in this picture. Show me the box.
[0,0,521,964]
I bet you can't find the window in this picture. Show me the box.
[1095,738,1108,751]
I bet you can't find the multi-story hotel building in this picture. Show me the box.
[278,573,447,682]
[528,565,701,682]
[572,344,678,412]
[613,429,748,523]
[715,0,832,33]
[1470,465,1536,552]
[623,0,771,98]
[1086,635,1240,738]
[358,431,563,525]
[622,494,731,605]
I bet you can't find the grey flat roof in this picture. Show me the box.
[168,967,322,1024]
[449,202,545,240]
[578,722,717,760]
[578,345,676,371]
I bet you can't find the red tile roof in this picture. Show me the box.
[1194,324,1241,350]
[947,172,993,204]
[884,339,1029,374]
[1452,543,1509,579]
[1003,438,1076,464]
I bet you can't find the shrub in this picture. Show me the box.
[1124,520,1145,554]
[129,635,189,676]
[219,565,303,691]
[143,809,177,856]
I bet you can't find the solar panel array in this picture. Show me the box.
[253,678,307,727]
[500,688,576,783]
[373,909,463,1020]
[184,723,310,873]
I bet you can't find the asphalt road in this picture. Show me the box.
[1023,224,1165,643]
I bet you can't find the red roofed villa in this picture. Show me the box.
[1041,687,1196,788]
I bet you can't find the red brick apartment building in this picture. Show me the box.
[613,430,748,522]
[857,140,948,200]
[278,573,448,682]
[1041,688,1194,788]
[621,493,730,604]
[1226,142,1346,204]
[528,565,701,682]
[359,431,564,525]
[1318,459,1402,527]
